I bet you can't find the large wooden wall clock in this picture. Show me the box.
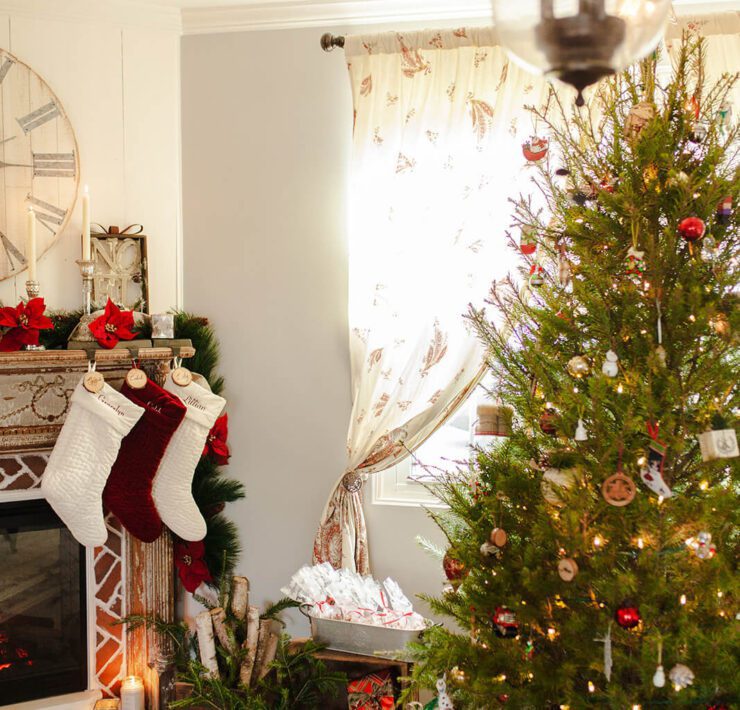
[0,48,79,281]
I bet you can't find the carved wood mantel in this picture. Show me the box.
[0,348,193,707]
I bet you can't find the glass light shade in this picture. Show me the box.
[492,0,672,102]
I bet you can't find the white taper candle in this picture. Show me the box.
[81,184,91,261]
[26,206,37,281]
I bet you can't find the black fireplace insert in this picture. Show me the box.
[0,498,88,706]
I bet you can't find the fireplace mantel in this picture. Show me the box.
[0,348,191,709]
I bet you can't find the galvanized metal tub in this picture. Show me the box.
[308,615,425,660]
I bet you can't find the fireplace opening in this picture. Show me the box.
[0,499,87,706]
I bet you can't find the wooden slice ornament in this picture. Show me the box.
[558,557,579,581]
[171,358,193,387]
[125,367,147,390]
[489,528,508,547]
[602,471,636,506]
[83,370,104,394]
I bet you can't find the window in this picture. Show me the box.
[373,380,502,507]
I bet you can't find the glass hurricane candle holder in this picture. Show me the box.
[120,675,145,710]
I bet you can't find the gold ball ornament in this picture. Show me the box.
[567,355,590,378]
[642,163,660,189]
[557,558,579,582]
[601,472,637,507]
[448,666,466,684]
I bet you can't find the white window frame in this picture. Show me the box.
[372,457,449,508]
[372,382,495,508]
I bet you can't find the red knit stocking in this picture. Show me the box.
[103,377,186,542]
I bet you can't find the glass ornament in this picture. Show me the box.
[491,0,672,105]
[614,601,641,629]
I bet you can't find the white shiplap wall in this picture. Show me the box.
[0,1,181,312]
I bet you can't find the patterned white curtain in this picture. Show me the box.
[666,13,740,109]
[313,28,549,573]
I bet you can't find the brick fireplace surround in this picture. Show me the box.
[0,348,191,710]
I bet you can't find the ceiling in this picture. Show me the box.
[121,0,738,35]
[140,0,737,9]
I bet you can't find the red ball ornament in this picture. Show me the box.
[614,602,641,629]
[539,408,558,437]
[678,216,706,242]
[492,607,519,638]
[443,552,468,585]
[520,227,537,255]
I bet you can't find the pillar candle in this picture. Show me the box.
[81,184,91,261]
[120,675,145,710]
[26,206,37,281]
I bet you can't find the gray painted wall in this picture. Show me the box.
[181,26,447,633]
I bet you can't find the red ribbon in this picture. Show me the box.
[688,95,700,119]
[381,611,413,626]
[646,421,664,444]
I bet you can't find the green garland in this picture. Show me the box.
[15,307,244,587]
[173,311,244,585]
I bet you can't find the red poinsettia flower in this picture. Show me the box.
[203,414,230,465]
[174,539,212,593]
[0,298,53,352]
[88,298,137,349]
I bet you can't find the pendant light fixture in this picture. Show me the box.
[492,0,672,105]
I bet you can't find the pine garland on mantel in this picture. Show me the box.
[3,306,244,588]
[173,312,244,584]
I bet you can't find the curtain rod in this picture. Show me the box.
[321,33,345,52]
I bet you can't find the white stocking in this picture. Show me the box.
[41,379,144,547]
[152,374,225,541]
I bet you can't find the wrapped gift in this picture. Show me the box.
[698,429,739,461]
[475,403,512,437]
[347,670,395,710]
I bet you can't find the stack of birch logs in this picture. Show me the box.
[177,576,280,704]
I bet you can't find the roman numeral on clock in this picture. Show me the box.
[0,230,26,271]
[17,101,60,133]
[33,152,76,178]
[28,195,67,234]
[0,57,14,84]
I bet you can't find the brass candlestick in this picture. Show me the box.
[76,259,95,315]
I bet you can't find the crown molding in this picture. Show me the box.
[0,0,182,33]
[181,0,740,36]
[181,0,491,35]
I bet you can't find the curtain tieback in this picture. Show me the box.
[341,471,364,493]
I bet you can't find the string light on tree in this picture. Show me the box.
[409,38,738,707]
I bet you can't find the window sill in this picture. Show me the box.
[372,465,449,508]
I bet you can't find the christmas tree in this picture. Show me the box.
[409,36,739,709]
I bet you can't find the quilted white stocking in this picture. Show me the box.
[41,378,144,547]
[152,373,226,541]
